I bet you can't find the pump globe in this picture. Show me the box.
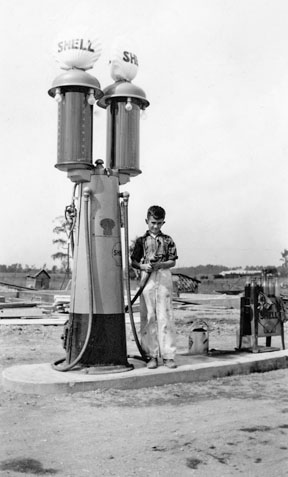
[109,37,138,82]
[54,25,102,70]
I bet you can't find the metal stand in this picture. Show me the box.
[238,294,286,353]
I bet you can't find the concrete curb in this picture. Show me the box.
[2,349,288,394]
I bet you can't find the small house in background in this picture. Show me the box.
[26,269,51,290]
[172,273,201,296]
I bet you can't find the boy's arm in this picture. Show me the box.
[131,259,153,273]
[131,238,152,272]
[152,260,176,271]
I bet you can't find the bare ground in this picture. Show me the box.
[0,307,288,477]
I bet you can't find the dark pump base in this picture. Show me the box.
[65,312,131,369]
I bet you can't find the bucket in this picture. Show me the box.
[188,321,209,355]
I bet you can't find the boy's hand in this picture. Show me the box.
[151,262,161,270]
[141,263,153,273]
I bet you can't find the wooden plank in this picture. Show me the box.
[0,302,38,309]
[0,308,44,318]
[0,318,67,325]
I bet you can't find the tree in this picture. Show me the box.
[51,265,59,273]
[280,249,288,269]
[7,263,23,273]
[51,216,71,273]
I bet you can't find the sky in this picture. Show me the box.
[0,0,288,269]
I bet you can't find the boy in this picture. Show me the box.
[131,205,178,369]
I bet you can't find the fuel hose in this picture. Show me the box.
[121,192,149,362]
[65,183,78,258]
[52,187,94,371]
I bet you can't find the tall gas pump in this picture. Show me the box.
[48,31,149,372]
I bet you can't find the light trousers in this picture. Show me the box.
[140,269,176,359]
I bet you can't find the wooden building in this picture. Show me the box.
[26,269,51,290]
[172,273,201,296]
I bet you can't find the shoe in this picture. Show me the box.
[147,358,158,369]
[163,359,177,369]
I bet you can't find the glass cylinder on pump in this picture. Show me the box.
[48,69,103,172]
[98,81,149,178]
[106,99,140,175]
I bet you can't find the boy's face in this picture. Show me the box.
[146,216,165,235]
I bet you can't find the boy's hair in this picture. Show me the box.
[147,205,166,220]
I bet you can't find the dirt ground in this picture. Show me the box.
[0,306,288,477]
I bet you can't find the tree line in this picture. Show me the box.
[0,264,60,273]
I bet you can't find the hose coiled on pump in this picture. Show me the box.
[64,183,78,258]
[122,192,149,362]
[52,187,94,372]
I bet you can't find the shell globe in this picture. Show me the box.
[109,37,139,82]
[54,25,102,70]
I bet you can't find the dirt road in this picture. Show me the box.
[0,309,288,476]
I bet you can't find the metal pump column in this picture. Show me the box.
[67,161,129,367]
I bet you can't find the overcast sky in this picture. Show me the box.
[0,0,287,269]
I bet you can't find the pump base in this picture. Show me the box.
[66,312,129,367]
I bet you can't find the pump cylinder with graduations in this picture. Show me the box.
[98,80,149,177]
[48,69,103,172]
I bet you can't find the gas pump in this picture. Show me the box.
[48,31,149,372]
